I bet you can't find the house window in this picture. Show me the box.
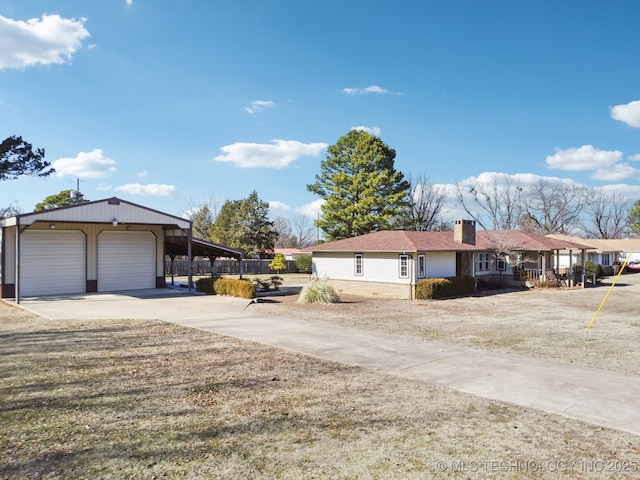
[497,258,506,271]
[601,253,611,266]
[476,253,490,271]
[354,253,363,275]
[418,255,426,278]
[399,255,409,278]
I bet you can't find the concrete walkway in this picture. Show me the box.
[9,289,640,437]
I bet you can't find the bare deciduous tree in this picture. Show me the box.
[273,217,294,248]
[580,190,630,239]
[291,215,315,248]
[1,202,22,218]
[519,180,587,235]
[184,196,219,240]
[455,174,524,230]
[400,174,448,231]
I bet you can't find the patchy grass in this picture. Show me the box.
[252,274,640,375]
[1,302,640,479]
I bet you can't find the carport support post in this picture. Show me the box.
[187,228,193,291]
[169,254,176,285]
[15,221,20,305]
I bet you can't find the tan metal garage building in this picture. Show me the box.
[0,197,242,302]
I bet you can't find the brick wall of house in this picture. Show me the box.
[326,279,413,299]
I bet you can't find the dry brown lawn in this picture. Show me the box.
[1,273,640,479]
[253,272,640,375]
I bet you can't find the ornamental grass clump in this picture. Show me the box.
[297,278,339,304]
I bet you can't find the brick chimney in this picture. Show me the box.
[454,219,476,245]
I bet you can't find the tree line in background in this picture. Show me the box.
[3,133,640,258]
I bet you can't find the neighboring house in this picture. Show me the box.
[309,221,592,298]
[547,235,640,269]
[547,234,640,267]
[273,248,308,260]
[0,197,242,302]
[309,220,480,299]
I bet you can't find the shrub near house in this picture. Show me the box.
[416,276,475,300]
[195,277,256,299]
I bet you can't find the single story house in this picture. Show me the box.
[547,234,640,269]
[310,220,480,299]
[0,197,242,302]
[309,221,592,298]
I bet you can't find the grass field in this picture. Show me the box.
[2,296,640,479]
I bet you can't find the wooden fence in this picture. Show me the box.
[165,258,299,276]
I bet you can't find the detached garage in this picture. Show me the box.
[0,197,198,302]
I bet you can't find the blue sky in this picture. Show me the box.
[2,0,640,224]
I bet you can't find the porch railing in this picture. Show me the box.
[516,267,574,283]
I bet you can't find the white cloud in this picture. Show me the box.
[136,169,148,178]
[545,145,622,171]
[245,100,274,114]
[268,201,290,218]
[126,0,134,6]
[0,14,90,69]
[52,149,116,179]
[214,139,327,169]
[340,85,401,95]
[97,183,113,191]
[296,199,325,218]
[628,153,640,161]
[115,183,177,196]
[610,100,640,128]
[351,125,382,136]
[592,163,640,181]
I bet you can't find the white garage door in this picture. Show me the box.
[20,230,86,297]
[98,231,156,292]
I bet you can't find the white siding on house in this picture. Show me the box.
[20,230,86,296]
[424,252,456,278]
[313,252,413,284]
[313,251,457,284]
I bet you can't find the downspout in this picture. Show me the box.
[409,254,414,300]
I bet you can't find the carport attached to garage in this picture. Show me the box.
[0,197,193,302]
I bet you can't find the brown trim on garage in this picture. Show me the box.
[86,280,97,293]
[0,283,15,298]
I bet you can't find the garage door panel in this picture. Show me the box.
[21,230,86,296]
[98,231,155,292]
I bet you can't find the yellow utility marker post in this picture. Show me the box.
[585,255,632,335]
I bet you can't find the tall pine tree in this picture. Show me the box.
[307,130,410,241]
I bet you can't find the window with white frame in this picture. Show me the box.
[354,253,363,275]
[418,254,426,278]
[399,254,409,278]
[497,257,506,271]
[476,252,490,271]
[601,253,611,266]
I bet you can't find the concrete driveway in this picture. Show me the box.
[9,288,640,437]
